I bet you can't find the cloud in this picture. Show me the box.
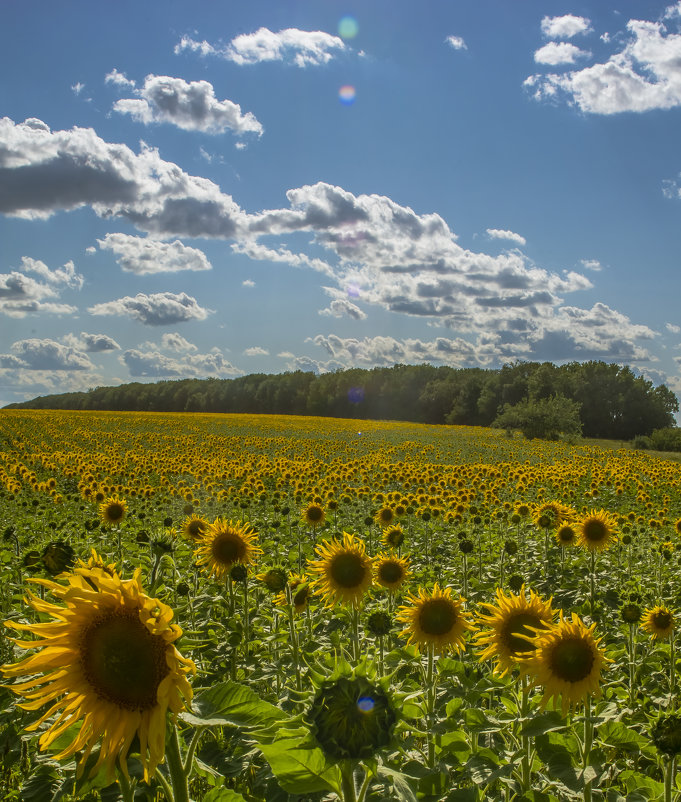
[486,228,527,246]
[580,259,602,271]
[534,42,591,65]
[71,82,85,95]
[105,69,136,89]
[2,338,94,371]
[62,332,121,352]
[88,291,212,325]
[243,346,269,356]
[97,233,212,274]
[113,75,263,136]
[446,35,467,50]
[541,15,592,39]
[666,322,681,333]
[527,9,681,113]
[231,239,334,276]
[318,298,367,319]
[0,257,82,317]
[242,279,255,287]
[176,28,346,67]
[121,339,242,377]
[0,117,248,238]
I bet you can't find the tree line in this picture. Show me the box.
[5,360,679,441]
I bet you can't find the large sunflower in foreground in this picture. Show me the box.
[521,612,610,714]
[307,532,373,607]
[2,559,195,783]
[98,495,127,526]
[641,605,675,640]
[194,518,262,581]
[577,509,618,552]
[475,586,555,676]
[397,584,474,653]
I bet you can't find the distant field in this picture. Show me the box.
[1,409,680,801]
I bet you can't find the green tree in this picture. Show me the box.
[492,394,583,441]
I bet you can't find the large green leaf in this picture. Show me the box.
[182,681,286,729]
[203,788,249,802]
[257,737,341,795]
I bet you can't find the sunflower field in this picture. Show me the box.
[1,409,681,802]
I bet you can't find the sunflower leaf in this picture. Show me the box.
[256,737,342,794]
[184,681,287,729]
[203,785,249,801]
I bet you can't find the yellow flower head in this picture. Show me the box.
[275,573,312,613]
[475,586,555,676]
[308,532,373,607]
[521,612,610,714]
[577,509,618,552]
[374,506,395,527]
[383,524,405,550]
[181,515,210,543]
[641,605,675,639]
[397,583,474,654]
[98,495,127,526]
[2,557,195,783]
[194,518,262,581]
[301,504,326,528]
[374,553,410,591]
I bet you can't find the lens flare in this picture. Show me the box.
[339,85,356,105]
[338,16,359,39]
[357,695,375,713]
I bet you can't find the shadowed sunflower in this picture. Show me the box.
[397,584,474,653]
[275,573,311,613]
[374,554,410,591]
[555,524,577,548]
[308,532,373,607]
[383,524,405,550]
[194,518,262,581]
[641,605,675,639]
[475,586,555,676]
[301,504,326,529]
[374,506,395,527]
[181,515,209,543]
[521,612,610,714]
[577,509,618,552]
[2,557,194,783]
[99,495,127,526]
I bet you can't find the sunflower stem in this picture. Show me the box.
[165,723,190,802]
[340,763,357,802]
[664,755,676,802]
[589,550,596,618]
[286,587,302,692]
[183,724,205,776]
[243,578,250,665]
[116,767,136,802]
[582,696,593,802]
[356,765,372,802]
[351,605,360,663]
[520,674,532,794]
[628,622,636,709]
[670,629,676,701]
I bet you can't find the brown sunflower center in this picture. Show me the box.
[306,506,324,523]
[330,552,368,588]
[653,611,673,630]
[81,611,169,711]
[378,509,393,524]
[418,598,458,636]
[557,527,575,543]
[502,612,543,654]
[187,520,206,539]
[583,519,607,542]
[378,561,404,585]
[549,636,595,683]
[105,504,125,523]
[212,531,247,565]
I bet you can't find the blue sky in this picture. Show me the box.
[1,0,681,409]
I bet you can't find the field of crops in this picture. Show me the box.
[1,409,680,802]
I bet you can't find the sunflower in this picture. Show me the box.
[475,586,555,676]
[194,518,262,581]
[397,583,474,653]
[521,612,610,714]
[301,504,326,528]
[2,557,194,783]
[577,509,618,552]
[555,524,577,547]
[307,532,373,607]
[641,605,675,639]
[98,495,127,526]
[275,574,312,613]
[181,515,209,543]
[374,507,395,527]
[374,554,410,591]
[383,524,405,550]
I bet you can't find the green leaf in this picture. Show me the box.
[203,788,249,802]
[20,762,61,802]
[257,737,342,795]
[534,734,580,792]
[521,710,565,737]
[377,765,418,802]
[183,681,286,728]
[597,720,644,753]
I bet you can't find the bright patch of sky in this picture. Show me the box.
[1,0,680,408]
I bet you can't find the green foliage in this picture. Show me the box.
[492,395,583,441]
[649,427,681,452]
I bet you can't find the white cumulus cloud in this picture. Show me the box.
[541,15,592,39]
[486,228,527,246]
[88,291,212,326]
[534,42,591,65]
[97,233,212,274]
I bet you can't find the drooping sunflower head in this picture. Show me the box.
[521,612,610,714]
[307,532,373,607]
[275,573,312,613]
[181,515,209,543]
[306,666,397,761]
[383,524,405,549]
[374,553,410,591]
[2,556,195,783]
[651,714,681,757]
[256,566,289,593]
[641,605,675,639]
[374,506,395,527]
[302,504,326,529]
[194,518,262,581]
[99,495,127,526]
[620,603,642,624]
[397,583,474,654]
[475,586,555,676]
[577,510,618,552]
